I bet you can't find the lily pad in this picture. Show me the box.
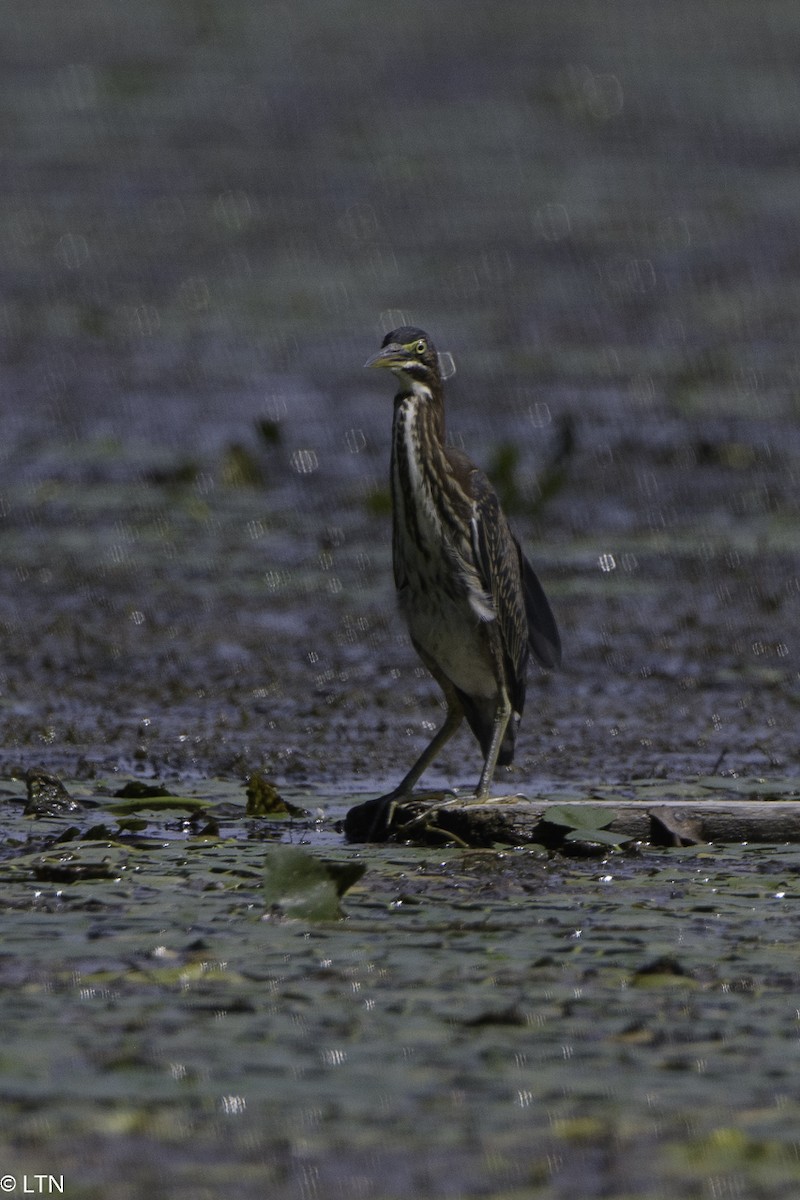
[543,804,617,831]
[107,796,215,816]
[541,803,632,849]
[113,781,177,799]
[246,771,307,817]
[697,777,800,800]
[564,826,630,847]
[262,846,365,920]
[9,843,131,883]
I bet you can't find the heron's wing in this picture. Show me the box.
[462,466,530,696]
[465,463,561,673]
[519,548,561,669]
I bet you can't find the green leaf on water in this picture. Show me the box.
[543,804,616,831]
[263,846,365,921]
[113,781,177,799]
[542,804,631,848]
[696,776,800,799]
[245,771,307,817]
[29,843,131,883]
[107,796,214,816]
[564,827,630,846]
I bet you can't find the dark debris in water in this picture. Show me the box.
[23,767,85,817]
[113,781,177,799]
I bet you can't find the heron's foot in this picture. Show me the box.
[344,791,403,842]
[389,789,528,845]
[344,789,455,843]
[463,791,528,807]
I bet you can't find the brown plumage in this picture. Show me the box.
[344,326,560,840]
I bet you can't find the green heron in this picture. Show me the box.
[344,326,561,841]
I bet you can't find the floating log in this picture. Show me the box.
[383,795,800,848]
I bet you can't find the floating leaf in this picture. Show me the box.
[81,823,121,841]
[631,955,695,988]
[52,825,82,844]
[263,846,365,921]
[29,844,130,883]
[542,804,617,831]
[564,826,630,847]
[113,781,176,799]
[696,776,800,799]
[246,772,307,817]
[541,803,631,849]
[108,796,214,816]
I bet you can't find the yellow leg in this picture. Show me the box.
[344,705,463,842]
[475,688,512,800]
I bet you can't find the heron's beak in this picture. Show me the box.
[363,344,405,370]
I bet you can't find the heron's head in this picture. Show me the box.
[364,327,441,393]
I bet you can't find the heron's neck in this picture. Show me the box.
[390,384,448,545]
[393,380,445,447]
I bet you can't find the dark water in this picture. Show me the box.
[1,1,800,1195]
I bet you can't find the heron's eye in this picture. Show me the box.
[415,340,427,355]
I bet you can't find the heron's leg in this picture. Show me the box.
[475,688,512,800]
[392,703,464,797]
[386,690,513,841]
[344,703,463,842]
